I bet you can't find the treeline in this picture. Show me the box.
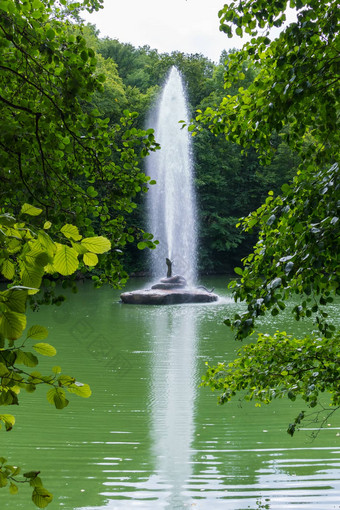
[79,24,300,274]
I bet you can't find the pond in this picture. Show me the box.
[1,277,340,510]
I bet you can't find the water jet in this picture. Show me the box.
[120,67,218,304]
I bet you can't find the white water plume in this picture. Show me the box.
[146,67,197,285]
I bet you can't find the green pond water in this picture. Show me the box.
[1,277,340,510]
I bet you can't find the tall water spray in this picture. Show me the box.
[146,67,197,285]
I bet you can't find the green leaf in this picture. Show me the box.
[0,472,8,488]
[53,244,79,276]
[20,263,44,290]
[46,27,55,40]
[27,325,49,340]
[0,311,26,340]
[0,414,15,431]
[46,388,69,409]
[71,242,88,255]
[234,267,243,276]
[29,476,43,488]
[0,363,9,376]
[1,289,28,313]
[86,185,98,197]
[1,260,15,280]
[20,203,43,216]
[293,222,304,233]
[67,382,91,398]
[60,224,82,241]
[37,231,56,257]
[9,482,18,495]
[32,486,53,508]
[16,350,39,367]
[33,343,56,357]
[24,471,40,479]
[81,236,111,254]
[83,252,98,266]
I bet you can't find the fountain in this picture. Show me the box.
[120,67,218,305]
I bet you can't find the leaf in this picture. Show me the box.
[83,252,98,266]
[20,263,44,289]
[34,252,50,267]
[81,236,111,254]
[234,267,243,276]
[29,476,43,488]
[15,350,39,367]
[0,414,15,431]
[24,471,40,479]
[37,231,56,258]
[46,388,69,409]
[0,472,8,488]
[32,486,53,508]
[46,27,55,39]
[60,224,82,241]
[1,260,15,280]
[293,222,304,233]
[9,482,18,495]
[33,343,56,357]
[20,203,43,216]
[53,244,79,276]
[0,311,26,340]
[0,363,9,376]
[1,289,28,313]
[27,325,49,340]
[67,382,91,398]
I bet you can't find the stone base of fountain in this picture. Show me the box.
[120,275,218,305]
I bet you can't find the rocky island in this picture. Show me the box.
[120,273,218,305]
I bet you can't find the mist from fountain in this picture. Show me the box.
[146,66,197,285]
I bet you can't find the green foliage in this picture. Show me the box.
[202,330,340,433]
[0,0,159,289]
[226,162,339,340]
[200,0,339,165]
[192,54,298,273]
[0,0,161,505]
[0,209,111,505]
[199,0,340,431]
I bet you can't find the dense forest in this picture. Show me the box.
[77,24,300,275]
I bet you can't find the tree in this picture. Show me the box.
[0,0,158,288]
[0,206,110,506]
[193,53,298,273]
[198,0,339,433]
[0,0,158,506]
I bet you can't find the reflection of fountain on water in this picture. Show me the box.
[146,66,197,285]
[150,307,197,509]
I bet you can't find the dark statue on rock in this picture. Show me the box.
[166,258,172,278]
[120,258,218,305]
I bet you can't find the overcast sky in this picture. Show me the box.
[83,0,249,63]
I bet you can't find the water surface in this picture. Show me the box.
[1,278,339,510]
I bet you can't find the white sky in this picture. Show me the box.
[83,0,245,63]
[82,1,297,63]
